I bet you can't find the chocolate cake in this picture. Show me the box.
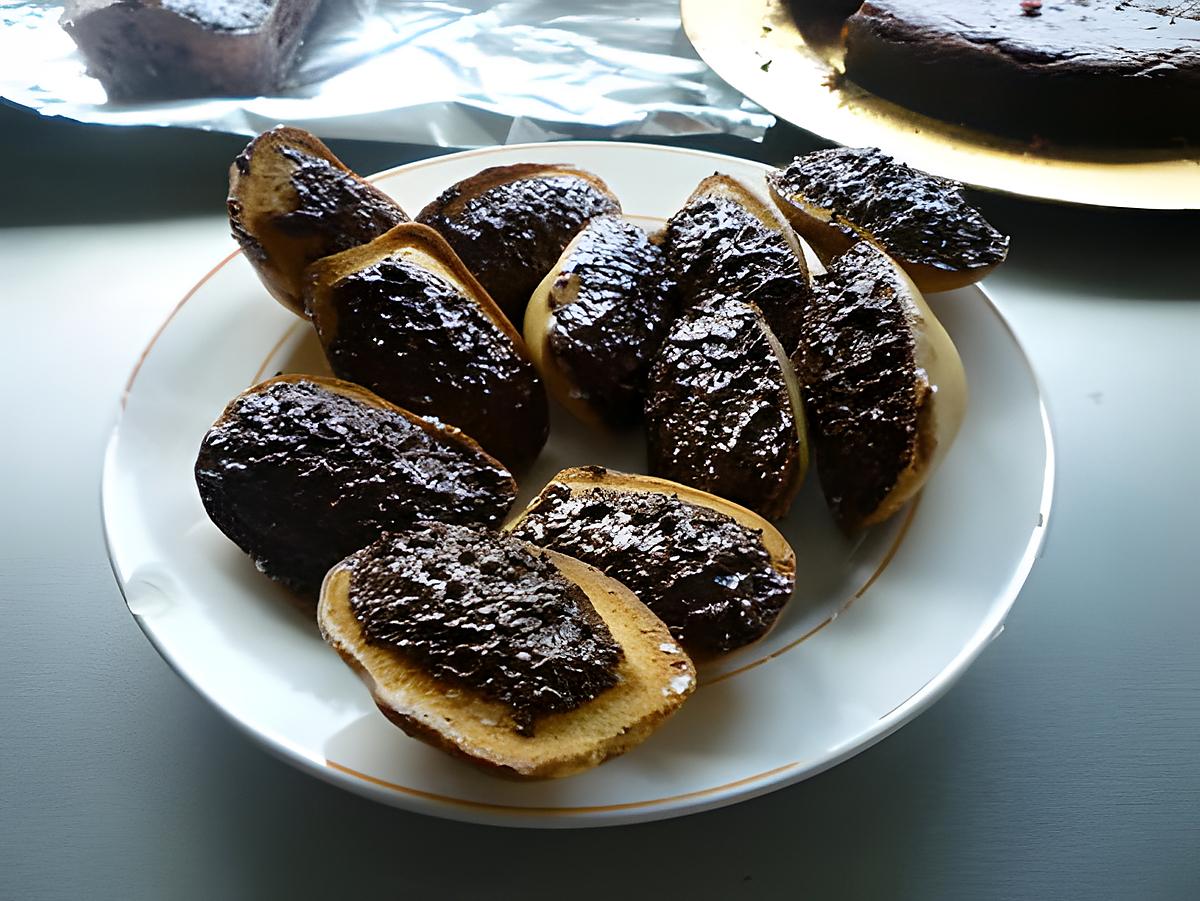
[194,376,517,597]
[508,468,797,657]
[833,0,1200,143]
[663,174,811,354]
[645,297,808,521]
[61,0,322,101]
[319,533,695,777]
[525,215,676,428]
[767,147,1008,293]
[305,223,550,472]
[347,523,623,736]
[227,126,409,318]
[794,242,966,530]
[417,164,622,323]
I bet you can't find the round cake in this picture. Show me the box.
[796,0,1200,144]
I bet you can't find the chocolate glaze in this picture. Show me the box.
[840,1,1200,143]
[510,480,794,655]
[769,148,1008,274]
[273,146,408,259]
[545,216,676,425]
[317,257,549,471]
[194,379,516,596]
[645,298,802,520]
[793,242,926,530]
[349,523,622,735]
[664,192,809,353]
[418,169,621,321]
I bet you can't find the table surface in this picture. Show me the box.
[2,102,1198,900]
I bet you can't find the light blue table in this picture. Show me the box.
[2,103,1197,899]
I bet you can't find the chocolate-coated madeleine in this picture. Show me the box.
[194,376,516,597]
[507,467,796,658]
[767,147,1008,293]
[305,223,550,471]
[795,241,967,530]
[524,215,675,428]
[319,523,694,778]
[663,173,811,353]
[645,297,809,521]
[417,163,621,322]
[227,127,409,317]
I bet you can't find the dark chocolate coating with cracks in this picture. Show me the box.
[194,379,517,597]
[418,171,621,321]
[664,193,810,353]
[793,242,926,529]
[645,298,803,520]
[545,216,676,425]
[509,482,794,655]
[769,147,1008,274]
[317,258,549,471]
[349,523,623,736]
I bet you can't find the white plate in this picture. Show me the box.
[102,141,1054,828]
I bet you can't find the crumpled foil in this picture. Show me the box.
[0,0,772,144]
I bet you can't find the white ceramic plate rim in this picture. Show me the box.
[100,141,1055,827]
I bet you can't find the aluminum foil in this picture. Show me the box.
[0,1,772,144]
